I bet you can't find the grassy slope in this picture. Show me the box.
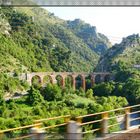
[0,6,111,72]
[17,7,99,72]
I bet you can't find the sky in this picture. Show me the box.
[45,7,140,44]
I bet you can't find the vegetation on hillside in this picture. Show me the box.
[0,5,140,139]
[0,6,111,73]
[94,61,140,104]
[0,83,128,138]
[67,19,111,55]
[96,34,140,72]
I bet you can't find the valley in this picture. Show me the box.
[0,5,140,139]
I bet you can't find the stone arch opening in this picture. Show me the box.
[104,75,110,82]
[85,75,92,90]
[75,75,84,90]
[95,74,101,84]
[31,75,42,87]
[56,75,64,87]
[43,75,53,87]
[65,75,73,88]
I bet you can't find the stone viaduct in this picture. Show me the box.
[18,72,112,90]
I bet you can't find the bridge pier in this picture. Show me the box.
[30,127,46,140]
[66,121,82,140]
[72,76,76,90]
[125,107,131,130]
[90,75,95,87]
[61,76,65,88]
[82,76,86,91]
[101,112,109,137]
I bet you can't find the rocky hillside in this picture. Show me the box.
[96,34,140,71]
[67,19,111,55]
[0,6,111,73]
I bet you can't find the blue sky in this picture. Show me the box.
[45,7,140,44]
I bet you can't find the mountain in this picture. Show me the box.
[96,34,140,71]
[67,19,111,55]
[0,6,111,73]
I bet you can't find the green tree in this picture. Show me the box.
[93,82,115,96]
[0,90,5,106]
[86,89,94,99]
[42,84,62,101]
[122,78,140,104]
[27,87,45,106]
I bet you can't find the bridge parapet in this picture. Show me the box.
[1,104,140,139]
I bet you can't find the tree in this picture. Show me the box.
[93,82,115,96]
[42,84,62,101]
[122,78,140,104]
[112,61,131,82]
[86,89,94,99]
[0,90,5,106]
[27,87,45,106]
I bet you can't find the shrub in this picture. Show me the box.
[86,89,94,99]
[26,87,45,106]
[42,84,62,101]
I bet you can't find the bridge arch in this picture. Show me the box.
[55,75,65,87]
[43,75,53,87]
[104,74,110,82]
[75,75,85,90]
[95,74,101,84]
[65,75,73,88]
[31,75,42,87]
[85,75,92,90]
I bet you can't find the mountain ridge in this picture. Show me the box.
[96,34,140,71]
